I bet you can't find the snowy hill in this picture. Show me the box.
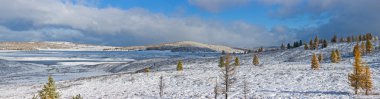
[105,41,244,53]
[0,41,115,51]
[1,42,380,98]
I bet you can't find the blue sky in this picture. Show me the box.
[0,0,379,47]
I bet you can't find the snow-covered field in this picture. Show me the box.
[1,42,380,98]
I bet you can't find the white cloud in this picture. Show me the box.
[0,0,296,47]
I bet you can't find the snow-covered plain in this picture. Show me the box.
[1,42,380,98]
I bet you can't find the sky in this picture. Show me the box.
[0,0,379,48]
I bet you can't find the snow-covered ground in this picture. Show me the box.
[1,42,380,98]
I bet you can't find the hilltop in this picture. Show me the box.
[105,41,244,53]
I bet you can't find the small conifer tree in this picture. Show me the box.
[366,39,373,53]
[38,75,59,99]
[219,56,225,68]
[311,53,319,70]
[362,66,373,95]
[281,43,286,50]
[309,40,314,50]
[144,67,150,72]
[348,43,364,94]
[331,50,338,63]
[322,40,328,48]
[335,49,341,62]
[318,54,323,62]
[234,57,240,66]
[177,60,183,71]
[314,36,319,49]
[361,41,366,54]
[304,43,308,50]
[332,35,337,43]
[253,54,259,66]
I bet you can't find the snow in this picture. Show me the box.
[1,42,380,98]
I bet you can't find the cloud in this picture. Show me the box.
[188,0,251,13]
[0,0,296,47]
[259,0,380,38]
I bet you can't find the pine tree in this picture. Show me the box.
[177,60,183,71]
[318,54,323,62]
[332,35,337,43]
[366,39,373,53]
[287,43,291,49]
[234,57,240,66]
[348,43,364,94]
[304,43,309,50]
[339,38,345,42]
[347,36,352,42]
[38,75,60,99]
[311,53,320,70]
[253,54,259,66]
[299,40,303,47]
[219,56,225,67]
[331,50,338,63]
[322,40,328,48]
[359,35,363,41]
[362,66,373,95]
[335,49,341,62]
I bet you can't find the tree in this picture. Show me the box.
[335,49,341,62]
[318,54,323,62]
[314,36,319,49]
[366,39,374,53]
[72,94,83,99]
[253,54,259,66]
[38,75,60,99]
[234,57,240,66]
[177,60,183,71]
[361,41,366,54]
[299,40,303,47]
[322,40,328,48]
[219,56,225,68]
[339,38,345,42]
[222,50,226,55]
[287,43,291,49]
[348,43,363,94]
[362,66,373,95]
[144,67,150,72]
[311,53,320,70]
[159,76,165,97]
[332,35,337,43]
[331,50,338,63]
[281,43,286,50]
[309,40,314,50]
[304,43,309,50]
[219,54,237,99]
[347,36,352,42]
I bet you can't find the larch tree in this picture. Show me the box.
[314,36,319,50]
[348,43,364,94]
[311,53,320,70]
[38,75,60,99]
[331,50,338,63]
[361,41,366,54]
[177,60,183,71]
[219,56,225,68]
[362,66,373,95]
[253,54,259,66]
[366,39,373,53]
[304,43,309,50]
[318,54,323,62]
[219,54,237,99]
[335,49,341,62]
[309,40,314,50]
[234,57,240,66]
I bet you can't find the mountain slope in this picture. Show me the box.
[108,41,244,53]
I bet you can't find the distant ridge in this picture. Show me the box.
[106,41,244,53]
